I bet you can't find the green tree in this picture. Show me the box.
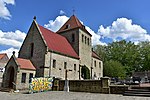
[94,40,141,76]
[138,41,150,71]
[94,40,150,77]
[104,60,126,78]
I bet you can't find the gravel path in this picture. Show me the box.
[0,91,150,100]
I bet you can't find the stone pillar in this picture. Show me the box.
[101,77,110,94]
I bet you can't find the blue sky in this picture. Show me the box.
[0,0,150,57]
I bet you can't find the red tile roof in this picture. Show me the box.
[0,53,7,60]
[57,15,92,36]
[92,51,101,60]
[38,25,79,59]
[17,58,36,70]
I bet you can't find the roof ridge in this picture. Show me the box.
[0,53,7,55]
[0,53,7,54]
[38,24,67,40]
[57,15,92,36]
[57,15,83,33]
[73,15,83,27]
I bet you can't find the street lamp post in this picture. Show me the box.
[64,69,72,92]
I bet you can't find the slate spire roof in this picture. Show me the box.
[57,15,92,36]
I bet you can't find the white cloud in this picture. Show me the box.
[3,0,15,4]
[59,10,65,15]
[0,0,15,19]
[98,18,150,43]
[0,30,26,48]
[44,15,105,45]
[44,15,69,32]
[0,47,19,58]
[85,26,106,45]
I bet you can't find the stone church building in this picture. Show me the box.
[2,15,103,89]
[19,15,103,80]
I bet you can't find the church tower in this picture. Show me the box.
[57,15,92,71]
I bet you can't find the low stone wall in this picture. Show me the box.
[110,85,129,94]
[60,80,102,93]
[53,77,110,94]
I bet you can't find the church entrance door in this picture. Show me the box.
[8,67,15,88]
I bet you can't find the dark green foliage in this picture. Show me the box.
[94,40,150,77]
[104,60,126,79]
[81,65,90,79]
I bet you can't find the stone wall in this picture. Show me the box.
[58,28,92,72]
[92,57,103,79]
[16,69,36,90]
[79,29,92,69]
[53,77,129,94]
[44,52,79,80]
[19,21,47,77]
[110,85,129,94]
[58,29,79,55]
[54,77,110,93]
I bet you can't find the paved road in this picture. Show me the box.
[0,91,150,100]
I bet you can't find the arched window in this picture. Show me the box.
[72,34,75,42]
[53,59,56,68]
[82,34,84,42]
[30,43,34,57]
[85,36,87,44]
[74,64,76,71]
[64,62,67,69]
[94,60,96,67]
[87,38,89,45]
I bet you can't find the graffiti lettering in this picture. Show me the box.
[29,77,53,93]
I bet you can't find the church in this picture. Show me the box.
[2,15,103,90]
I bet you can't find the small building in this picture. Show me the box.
[0,53,9,86]
[2,52,36,90]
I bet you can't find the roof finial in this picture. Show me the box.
[33,16,36,20]
[12,51,15,55]
[72,7,75,15]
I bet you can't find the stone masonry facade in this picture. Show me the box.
[18,15,103,80]
[19,22,47,77]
